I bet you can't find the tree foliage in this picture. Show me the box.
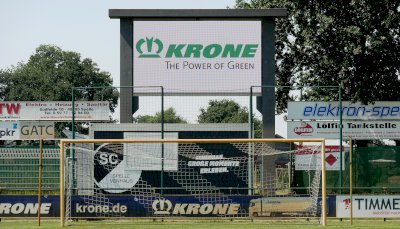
[198,99,262,138]
[133,107,187,123]
[0,44,118,107]
[235,0,400,112]
[0,45,119,137]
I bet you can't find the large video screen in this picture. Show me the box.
[133,21,261,94]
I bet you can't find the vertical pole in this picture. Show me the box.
[120,19,134,123]
[249,86,254,139]
[261,17,276,196]
[38,138,43,226]
[339,86,343,194]
[72,88,75,140]
[60,141,65,227]
[261,19,276,138]
[350,137,353,225]
[322,139,327,226]
[161,87,164,195]
[300,86,303,101]
[249,87,253,195]
[71,89,76,196]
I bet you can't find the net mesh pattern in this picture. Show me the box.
[63,141,322,223]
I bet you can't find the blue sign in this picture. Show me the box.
[0,195,336,217]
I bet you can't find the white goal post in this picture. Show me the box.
[59,138,326,227]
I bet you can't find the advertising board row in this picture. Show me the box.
[3,195,400,218]
[0,195,336,218]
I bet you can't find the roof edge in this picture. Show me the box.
[109,9,288,19]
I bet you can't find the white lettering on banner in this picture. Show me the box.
[288,101,400,120]
[98,153,119,165]
[0,101,110,121]
[75,203,127,214]
[337,195,400,218]
[200,167,229,174]
[187,154,240,174]
[0,203,51,214]
[287,121,400,139]
[152,199,240,215]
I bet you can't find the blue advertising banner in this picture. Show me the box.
[0,195,336,217]
[0,196,59,217]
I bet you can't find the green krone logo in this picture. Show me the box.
[136,37,259,58]
[136,37,164,58]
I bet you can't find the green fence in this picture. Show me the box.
[329,145,400,194]
[0,146,59,195]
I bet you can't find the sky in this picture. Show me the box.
[0,0,235,86]
[0,0,291,138]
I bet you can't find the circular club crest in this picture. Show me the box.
[93,143,141,193]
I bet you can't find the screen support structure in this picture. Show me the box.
[110,9,287,133]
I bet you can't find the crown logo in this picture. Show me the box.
[152,198,172,214]
[136,37,163,58]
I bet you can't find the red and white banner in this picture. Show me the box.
[0,101,110,121]
[295,145,345,171]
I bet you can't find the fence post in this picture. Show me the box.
[38,138,43,226]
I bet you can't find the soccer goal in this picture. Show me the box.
[59,138,326,227]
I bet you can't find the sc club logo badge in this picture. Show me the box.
[136,37,163,58]
[152,198,172,214]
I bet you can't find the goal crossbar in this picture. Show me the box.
[59,138,327,227]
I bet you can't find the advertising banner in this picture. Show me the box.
[0,196,59,217]
[0,122,19,140]
[0,195,336,218]
[288,101,400,120]
[295,145,345,171]
[0,101,110,121]
[133,21,261,94]
[19,121,55,139]
[287,120,400,139]
[337,195,400,218]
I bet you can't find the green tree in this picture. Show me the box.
[235,0,400,112]
[133,107,187,123]
[198,99,262,138]
[0,44,119,137]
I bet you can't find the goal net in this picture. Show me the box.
[59,138,326,226]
